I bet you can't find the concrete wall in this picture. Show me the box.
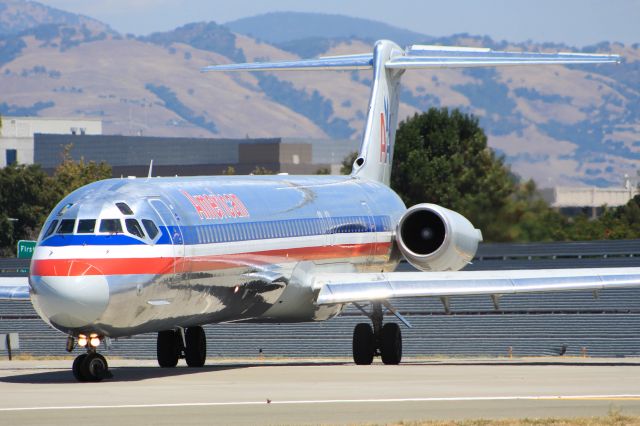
[0,137,33,167]
[0,116,103,167]
[0,116,102,138]
[34,134,346,177]
[542,186,639,208]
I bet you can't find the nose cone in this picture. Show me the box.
[30,270,109,332]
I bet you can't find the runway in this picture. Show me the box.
[1,358,640,425]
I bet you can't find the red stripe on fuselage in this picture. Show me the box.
[31,242,391,277]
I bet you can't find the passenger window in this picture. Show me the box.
[77,219,96,233]
[57,219,75,234]
[125,219,145,238]
[142,219,159,239]
[116,202,134,215]
[43,220,58,238]
[100,219,123,234]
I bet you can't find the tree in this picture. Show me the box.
[391,108,516,241]
[51,144,112,201]
[250,166,274,175]
[221,165,236,175]
[572,195,640,240]
[0,145,111,256]
[340,151,358,175]
[0,164,56,255]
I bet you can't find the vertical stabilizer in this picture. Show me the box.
[350,40,404,186]
[202,40,618,187]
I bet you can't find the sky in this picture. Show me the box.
[36,0,640,47]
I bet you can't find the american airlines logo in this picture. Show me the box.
[181,190,250,220]
[379,96,390,163]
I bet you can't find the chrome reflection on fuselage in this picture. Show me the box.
[29,175,405,338]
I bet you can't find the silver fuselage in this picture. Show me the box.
[29,175,406,338]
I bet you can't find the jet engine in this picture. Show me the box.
[396,204,483,272]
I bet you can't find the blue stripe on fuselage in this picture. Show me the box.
[40,215,392,247]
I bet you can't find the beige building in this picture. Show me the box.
[0,116,102,167]
[541,176,639,217]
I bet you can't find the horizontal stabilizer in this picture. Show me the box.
[202,42,619,73]
[314,267,640,305]
[387,45,620,69]
[202,55,373,72]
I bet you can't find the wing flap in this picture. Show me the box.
[0,277,30,300]
[315,268,640,305]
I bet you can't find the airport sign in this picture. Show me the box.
[17,240,36,259]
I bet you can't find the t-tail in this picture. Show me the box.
[202,40,619,186]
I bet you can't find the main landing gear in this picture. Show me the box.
[352,302,403,365]
[70,334,112,382]
[157,326,207,368]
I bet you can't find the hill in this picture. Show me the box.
[0,2,638,187]
[225,12,432,46]
[0,0,112,36]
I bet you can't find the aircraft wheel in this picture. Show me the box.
[185,326,206,367]
[352,323,375,365]
[157,330,180,367]
[380,323,402,365]
[72,353,88,382]
[80,352,109,382]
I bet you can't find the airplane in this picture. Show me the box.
[1,40,639,382]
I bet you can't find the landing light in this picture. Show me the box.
[77,335,88,347]
[89,333,101,348]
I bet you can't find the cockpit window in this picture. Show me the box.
[57,219,75,234]
[77,219,96,233]
[125,219,145,238]
[142,219,159,239]
[99,219,123,234]
[43,220,58,238]
[116,202,134,215]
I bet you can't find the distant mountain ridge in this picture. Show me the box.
[0,1,638,188]
[225,12,433,46]
[0,0,112,36]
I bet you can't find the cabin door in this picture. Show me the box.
[149,198,185,274]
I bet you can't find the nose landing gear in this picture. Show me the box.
[70,335,112,382]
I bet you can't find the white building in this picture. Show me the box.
[541,175,639,217]
[0,116,102,167]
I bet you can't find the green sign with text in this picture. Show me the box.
[17,240,36,259]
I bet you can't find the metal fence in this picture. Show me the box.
[1,240,639,359]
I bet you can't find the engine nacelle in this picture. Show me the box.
[396,204,483,272]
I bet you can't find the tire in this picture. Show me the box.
[72,354,88,382]
[185,326,206,367]
[157,330,180,368]
[352,323,375,365]
[80,352,108,382]
[380,323,402,365]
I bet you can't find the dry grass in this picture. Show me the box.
[378,410,640,426]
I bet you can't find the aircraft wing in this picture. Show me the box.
[314,267,640,305]
[0,277,30,300]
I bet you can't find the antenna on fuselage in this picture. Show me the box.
[147,159,154,178]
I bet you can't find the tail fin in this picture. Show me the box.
[202,41,619,186]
